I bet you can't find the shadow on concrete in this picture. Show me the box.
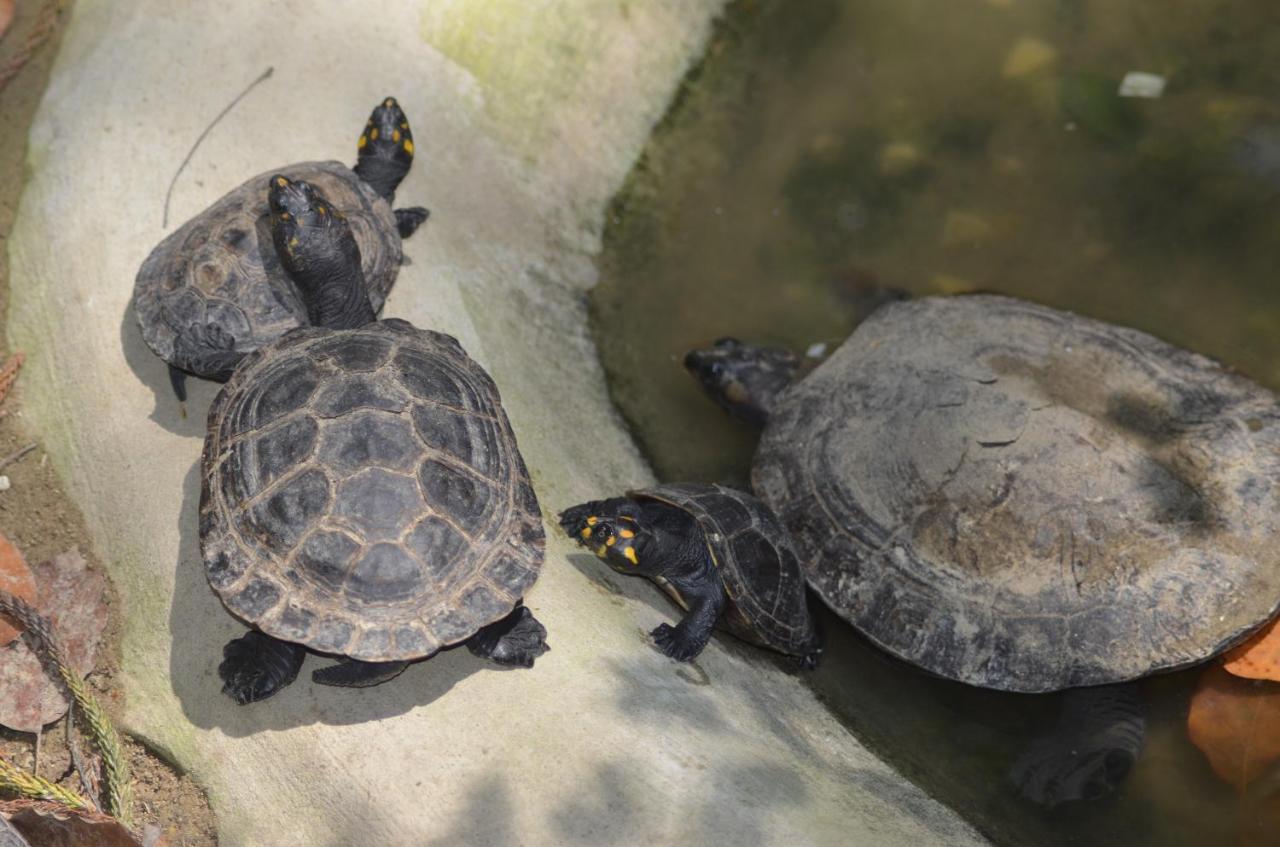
[167,459,517,735]
[118,302,216,438]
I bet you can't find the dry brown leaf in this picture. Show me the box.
[0,534,36,646]
[1187,664,1280,792]
[0,800,143,847]
[0,354,22,406]
[0,552,107,732]
[1225,617,1280,682]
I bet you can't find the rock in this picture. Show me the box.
[6,2,986,845]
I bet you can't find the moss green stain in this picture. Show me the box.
[418,1,604,150]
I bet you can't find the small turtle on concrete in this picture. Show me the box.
[134,97,430,402]
[200,176,545,703]
[559,483,821,666]
[685,295,1280,692]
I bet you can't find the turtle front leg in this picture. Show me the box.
[651,573,727,662]
[312,659,409,688]
[395,207,430,239]
[219,631,307,704]
[466,604,549,668]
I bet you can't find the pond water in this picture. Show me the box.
[591,1,1280,844]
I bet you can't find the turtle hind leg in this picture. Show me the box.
[167,364,188,403]
[395,206,430,239]
[312,659,409,688]
[466,604,548,668]
[219,631,307,704]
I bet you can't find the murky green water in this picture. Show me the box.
[592,1,1280,844]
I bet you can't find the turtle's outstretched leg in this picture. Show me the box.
[168,364,188,403]
[560,498,727,662]
[312,659,409,688]
[467,604,548,667]
[1009,683,1145,809]
[395,207,430,239]
[219,631,306,704]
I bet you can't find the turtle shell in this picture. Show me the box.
[630,483,819,658]
[753,294,1280,692]
[134,160,401,380]
[198,319,544,661]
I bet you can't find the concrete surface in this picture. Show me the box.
[7,2,988,845]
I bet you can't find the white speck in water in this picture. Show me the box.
[714,206,723,215]
[0,476,11,492]
[806,342,828,359]
[771,208,780,216]
[1064,122,1078,132]
[1118,71,1166,99]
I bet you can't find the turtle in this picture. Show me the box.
[558,482,821,666]
[683,294,1280,692]
[134,96,431,403]
[199,174,546,704]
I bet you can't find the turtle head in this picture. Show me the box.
[683,337,799,428]
[354,96,416,202]
[267,175,373,329]
[558,499,657,577]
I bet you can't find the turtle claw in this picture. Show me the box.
[219,631,306,704]
[468,605,549,668]
[651,622,707,663]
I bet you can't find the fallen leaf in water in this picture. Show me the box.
[0,800,146,846]
[0,2,13,43]
[0,533,36,646]
[0,552,107,732]
[1225,617,1280,681]
[1187,664,1280,791]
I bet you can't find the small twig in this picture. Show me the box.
[65,707,102,812]
[29,732,38,783]
[163,65,274,227]
[0,443,36,473]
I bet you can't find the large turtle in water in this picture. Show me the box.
[201,175,546,703]
[134,97,429,401]
[684,294,1280,693]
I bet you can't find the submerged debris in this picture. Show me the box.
[1187,664,1280,792]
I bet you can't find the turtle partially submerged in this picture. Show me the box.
[559,483,821,666]
[685,295,1280,692]
[200,175,545,703]
[134,96,430,401]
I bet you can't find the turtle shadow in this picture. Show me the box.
[118,302,216,438]
[167,459,495,735]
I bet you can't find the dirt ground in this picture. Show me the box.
[0,3,217,844]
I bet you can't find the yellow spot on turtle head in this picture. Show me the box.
[370,128,379,140]
[279,212,290,220]
[606,536,617,546]
[586,516,598,526]
[619,529,635,539]
[618,514,637,524]
[392,130,401,143]
[358,135,367,149]
[595,545,607,557]
[404,139,414,155]
[275,176,288,187]
[624,547,639,565]
[317,205,326,215]
[400,122,408,130]
[580,527,591,539]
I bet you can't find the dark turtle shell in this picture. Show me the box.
[630,483,819,658]
[753,294,1280,692]
[134,160,401,380]
[198,319,544,661]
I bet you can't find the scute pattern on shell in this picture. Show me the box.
[199,320,544,662]
[134,161,401,379]
[753,294,1280,692]
[632,483,818,657]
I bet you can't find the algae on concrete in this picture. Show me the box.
[6,1,986,845]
